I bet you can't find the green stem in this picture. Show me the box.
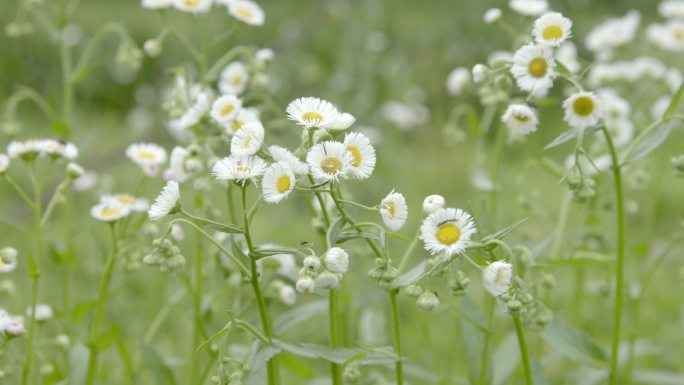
[241,185,279,385]
[85,223,119,385]
[479,296,495,385]
[602,126,626,385]
[59,30,73,125]
[513,316,533,385]
[3,175,35,210]
[329,289,342,385]
[390,290,404,385]
[190,234,203,382]
[549,191,572,259]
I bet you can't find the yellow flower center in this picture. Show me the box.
[542,25,563,40]
[183,0,199,6]
[242,136,254,149]
[514,114,530,122]
[347,146,362,167]
[528,57,548,78]
[231,120,244,133]
[383,201,396,219]
[276,175,291,193]
[436,223,461,245]
[231,76,243,86]
[117,195,135,204]
[236,6,253,19]
[302,112,324,124]
[221,104,235,116]
[101,208,122,218]
[137,151,157,161]
[572,96,595,117]
[320,157,342,175]
[495,268,507,284]
[675,29,684,41]
[236,166,251,175]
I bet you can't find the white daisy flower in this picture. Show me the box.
[72,171,98,192]
[511,44,557,97]
[91,202,131,222]
[231,121,265,155]
[173,0,212,13]
[647,20,684,52]
[219,62,249,95]
[7,139,40,159]
[268,145,309,175]
[0,247,18,273]
[164,146,192,183]
[101,194,149,212]
[211,94,242,124]
[227,0,265,26]
[148,180,181,221]
[227,107,260,135]
[0,154,9,174]
[446,67,470,96]
[509,0,548,16]
[168,88,214,132]
[482,260,513,296]
[1,313,25,336]
[659,0,684,19]
[286,97,341,130]
[142,0,172,9]
[0,309,9,331]
[380,190,408,231]
[563,91,603,130]
[255,48,275,64]
[422,195,445,214]
[126,143,167,177]
[533,12,572,47]
[327,112,356,131]
[26,304,53,321]
[502,104,539,135]
[557,42,580,73]
[343,132,376,180]
[484,8,502,24]
[325,247,350,274]
[36,139,79,159]
[585,11,641,55]
[262,161,295,204]
[306,141,352,183]
[212,154,267,185]
[420,207,476,259]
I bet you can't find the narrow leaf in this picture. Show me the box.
[541,320,608,367]
[544,125,600,150]
[621,121,675,165]
[664,81,684,118]
[483,218,529,242]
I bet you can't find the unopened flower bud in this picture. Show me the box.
[296,275,315,293]
[416,291,440,311]
[315,271,340,290]
[143,39,162,57]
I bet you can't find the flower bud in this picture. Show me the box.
[0,247,17,265]
[405,285,423,297]
[303,255,321,271]
[66,162,85,179]
[143,39,162,57]
[416,291,440,311]
[314,271,339,290]
[343,365,360,383]
[483,8,502,24]
[422,194,445,214]
[472,64,490,84]
[0,154,10,174]
[295,275,315,293]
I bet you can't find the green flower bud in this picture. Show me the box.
[405,285,423,297]
[417,291,440,312]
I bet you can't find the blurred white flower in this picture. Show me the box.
[219,62,249,95]
[446,67,470,96]
[26,304,53,322]
[72,170,98,192]
[126,143,167,177]
[0,154,9,174]
[482,261,513,296]
[226,107,260,135]
[101,194,149,212]
[557,42,580,73]
[227,0,265,26]
[647,20,684,52]
[585,11,640,56]
[0,247,18,273]
[509,0,548,16]
[91,202,131,222]
[483,8,502,24]
[380,190,408,231]
[231,121,265,156]
[173,0,212,13]
[659,0,684,19]
[211,94,242,124]
[148,181,180,221]
[142,0,172,9]
[268,145,309,175]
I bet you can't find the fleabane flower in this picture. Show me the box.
[563,91,602,129]
[148,180,181,221]
[659,0,684,19]
[306,141,352,183]
[101,194,149,212]
[91,202,131,222]
[482,261,513,296]
[227,107,260,135]
[211,94,242,124]
[212,154,267,185]
[142,0,172,9]
[268,145,309,175]
[26,304,53,322]
[327,112,356,131]
[230,121,265,155]
[173,0,212,13]
[509,0,548,16]
[325,247,350,274]
[0,247,18,273]
[36,139,79,159]
[380,191,408,231]
[262,161,295,204]
[7,139,40,160]
[533,12,572,47]
[219,62,249,95]
[164,146,193,183]
[126,143,167,177]
[0,312,25,336]
[227,0,265,26]
[502,104,539,135]
[420,208,476,259]
[511,44,556,97]
[422,195,445,214]
[446,67,470,96]
[0,154,9,174]
[343,132,376,180]
[286,97,341,129]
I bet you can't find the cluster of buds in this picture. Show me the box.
[500,277,535,315]
[565,162,596,202]
[115,42,143,72]
[472,61,514,106]
[343,364,361,383]
[447,270,471,296]
[212,358,244,385]
[295,248,350,293]
[367,258,399,292]
[143,239,185,273]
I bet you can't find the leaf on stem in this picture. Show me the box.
[541,320,608,367]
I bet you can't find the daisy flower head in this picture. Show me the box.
[212,154,267,185]
[0,154,9,174]
[0,312,25,336]
[227,0,265,26]
[533,12,572,47]
[563,91,603,130]
[484,8,502,24]
[211,94,242,124]
[0,247,18,273]
[26,304,53,322]
[219,62,249,95]
[262,161,295,204]
[148,180,181,221]
[380,190,408,231]
[101,194,149,212]
[420,207,476,259]
[230,120,265,155]
[422,195,445,214]
[482,260,514,296]
[343,132,376,180]
[325,247,350,274]
[173,0,212,13]
[502,104,539,135]
[91,201,131,222]
[126,143,167,177]
[164,146,192,183]
[509,0,548,16]
[659,0,684,19]
[227,107,260,135]
[286,97,341,130]
[36,139,79,160]
[511,44,557,97]
[142,0,172,9]
[268,145,309,175]
[7,139,40,160]
[306,141,352,183]
[446,67,471,96]
[327,112,356,131]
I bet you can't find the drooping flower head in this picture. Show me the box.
[502,104,539,135]
[482,261,513,296]
[380,191,408,231]
[148,181,181,221]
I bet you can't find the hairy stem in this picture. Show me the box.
[513,316,533,385]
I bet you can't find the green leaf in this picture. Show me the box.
[544,125,600,150]
[274,300,327,334]
[621,121,676,165]
[483,218,529,242]
[326,216,346,247]
[633,370,684,385]
[248,340,282,374]
[541,320,608,367]
[68,343,90,385]
[198,218,243,234]
[540,251,614,267]
[385,231,409,241]
[664,81,684,118]
[492,333,520,385]
[336,232,382,244]
[142,344,178,385]
[396,261,427,287]
[533,360,550,385]
[460,296,489,385]
[196,323,232,353]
